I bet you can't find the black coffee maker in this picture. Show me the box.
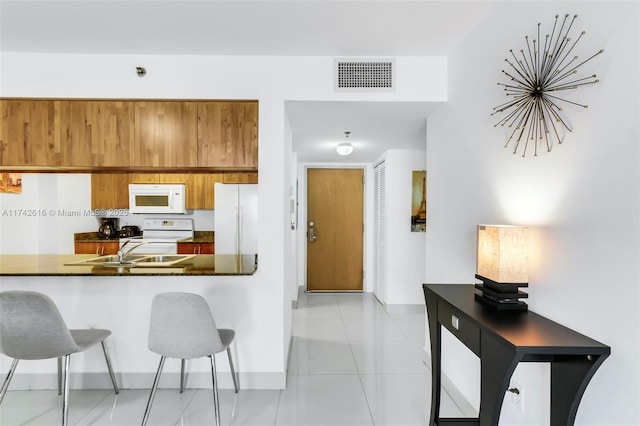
[98,218,119,239]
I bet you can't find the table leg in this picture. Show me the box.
[425,295,441,426]
[550,354,608,426]
[480,332,521,426]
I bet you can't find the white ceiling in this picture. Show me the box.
[286,101,437,162]
[0,0,490,162]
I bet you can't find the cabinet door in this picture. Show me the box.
[223,172,259,184]
[75,241,119,255]
[129,173,159,184]
[0,99,64,166]
[199,243,215,254]
[177,242,214,254]
[159,173,223,209]
[91,173,131,209]
[100,242,120,254]
[75,242,96,254]
[134,101,198,167]
[63,101,135,167]
[197,101,258,168]
[177,242,196,254]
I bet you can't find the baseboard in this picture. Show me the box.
[6,371,286,391]
[440,372,478,417]
[383,303,426,314]
[285,334,293,374]
[422,348,477,418]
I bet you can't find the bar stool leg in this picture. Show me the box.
[0,359,19,404]
[101,341,119,394]
[180,359,185,393]
[142,356,166,426]
[57,357,62,395]
[226,347,239,393]
[210,355,220,426]
[61,355,71,426]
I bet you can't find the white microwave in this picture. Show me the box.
[128,184,187,214]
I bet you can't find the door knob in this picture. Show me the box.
[308,221,317,242]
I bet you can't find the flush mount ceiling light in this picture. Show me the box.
[336,131,353,156]
[492,14,603,157]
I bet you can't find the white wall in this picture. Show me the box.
[0,52,447,388]
[426,2,639,425]
[0,174,95,254]
[378,149,427,308]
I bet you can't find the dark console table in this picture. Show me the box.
[423,284,610,426]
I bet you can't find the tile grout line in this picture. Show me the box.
[339,295,377,426]
[73,389,112,425]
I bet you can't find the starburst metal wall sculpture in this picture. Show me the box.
[492,14,604,157]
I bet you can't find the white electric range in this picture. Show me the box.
[119,218,194,254]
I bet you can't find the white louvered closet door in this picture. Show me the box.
[374,161,386,303]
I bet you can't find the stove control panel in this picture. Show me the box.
[142,218,194,232]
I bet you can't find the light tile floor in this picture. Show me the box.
[0,291,464,425]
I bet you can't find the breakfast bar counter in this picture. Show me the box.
[0,254,257,276]
[0,251,278,392]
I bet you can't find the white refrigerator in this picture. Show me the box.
[214,183,258,255]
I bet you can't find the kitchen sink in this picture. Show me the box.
[134,255,187,263]
[66,254,149,266]
[127,255,195,266]
[65,254,196,267]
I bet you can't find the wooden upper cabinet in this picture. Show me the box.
[91,172,230,210]
[0,99,64,166]
[1,99,134,168]
[91,173,159,209]
[159,173,224,209]
[134,101,198,167]
[91,173,131,209]
[223,172,258,184]
[1,99,259,172]
[62,101,134,167]
[197,101,258,169]
[128,173,160,184]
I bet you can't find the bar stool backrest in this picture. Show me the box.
[148,292,225,359]
[0,291,78,360]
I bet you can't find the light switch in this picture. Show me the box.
[451,315,459,330]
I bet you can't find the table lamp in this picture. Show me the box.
[475,225,529,311]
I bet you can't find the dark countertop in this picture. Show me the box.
[187,231,215,243]
[0,254,256,276]
[74,231,214,243]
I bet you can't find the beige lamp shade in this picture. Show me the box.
[476,225,529,284]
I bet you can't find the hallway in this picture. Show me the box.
[0,291,464,425]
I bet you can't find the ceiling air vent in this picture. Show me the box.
[334,58,395,92]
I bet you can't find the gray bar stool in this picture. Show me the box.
[0,290,119,426]
[142,292,239,426]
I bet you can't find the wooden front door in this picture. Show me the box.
[306,168,364,291]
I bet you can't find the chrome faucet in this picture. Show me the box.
[117,240,153,264]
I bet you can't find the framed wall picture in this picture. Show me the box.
[411,170,426,232]
[0,173,22,194]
